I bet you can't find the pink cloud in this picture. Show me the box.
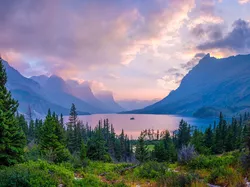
[0,0,195,79]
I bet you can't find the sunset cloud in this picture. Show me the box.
[0,0,250,100]
[0,0,194,77]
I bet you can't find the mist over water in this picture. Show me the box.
[69,114,217,138]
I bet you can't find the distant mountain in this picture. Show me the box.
[118,99,158,111]
[31,75,105,114]
[95,91,125,112]
[66,80,114,113]
[31,74,125,113]
[3,60,84,116]
[128,54,250,117]
[31,75,48,86]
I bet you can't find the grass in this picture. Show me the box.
[0,151,248,187]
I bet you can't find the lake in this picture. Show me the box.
[73,114,218,138]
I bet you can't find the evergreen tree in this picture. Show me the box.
[213,112,226,153]
[154,141,167,162]
[17,114,29,138]
[28,119,35,142]
[39,109,70,163]
[87,124,108,161]
[204,125,213,150]
[0,58,26,166]
[190,129,204,154]
[80,142,87,162]
[67,103,78,154]
[135,134,149,163]
[177,120,191,148]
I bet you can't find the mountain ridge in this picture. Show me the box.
[125,53,250,117]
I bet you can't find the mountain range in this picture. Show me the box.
[3,60,126,116]
[127,54,250,117]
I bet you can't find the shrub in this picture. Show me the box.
[0,160,74,187]
[134,161,167,179]
[207,166,244,186]
[188,154,237,170]
[178,144,197,165]
[157,172,197,187]
[73,173,106,187]
[240,154,250,173]
[105,172,120,182]
[24,145,41,161]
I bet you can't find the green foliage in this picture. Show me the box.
[0,58,26,166]
[207,166,244,186]
[39,110,70,163]
[176,120,191,148]
[105,171,120,182]
[0,160,74,187]
[135,134,149,163]
[80,142,87,161]
[73,174,107,187]
[24,145,41,161]
[157,172,196,187]
[188,154,237,170]
[134,161,167,179]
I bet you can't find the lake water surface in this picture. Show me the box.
[75,114,217,138]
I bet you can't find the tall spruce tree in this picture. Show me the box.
[177,120,191,148]
[0,58,26,166]
[135,134,149,163]
[39,109,70,163]
[67,103,78,154]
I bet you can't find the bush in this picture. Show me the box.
[240,154,250,173]
[73,173,106,187]
[208,166,244,186]
[105,172,120,182]
[157,172,197,187]
[0,160,74,187]
[24,145,41,161]
[134,161,168,179]
[178,145,197,165]
[83,161,132,175]
[188,154,237,170]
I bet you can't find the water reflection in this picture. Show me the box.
[65,114,217,138]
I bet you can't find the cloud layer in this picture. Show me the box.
[1,0,250,100]
[0,0,194,77]
[197,19,250,53]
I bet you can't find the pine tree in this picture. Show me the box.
[80,142,87,162]
[177,120,191,148]
[120,129,126,161]
[67,103,78,154]
[87,124,107,161]
[28,119,35,142]
[0,58,26,166]
[17,114,29,138]
[213,112,226,153]
[39,109,70,163]
[135,134,149,163]
[204,125,213,150]
[191,129,204,153]
[154,141,167,162]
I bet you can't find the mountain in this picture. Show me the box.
[95,91,125,112]
[31,75,104,114]
[129,54,250,117]
[31,75,124,113]
[66,80,114,113]
[30,75,48,86]
[117,99,158,111]
[3,60,81,116]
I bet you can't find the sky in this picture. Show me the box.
[1,0,250,100]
